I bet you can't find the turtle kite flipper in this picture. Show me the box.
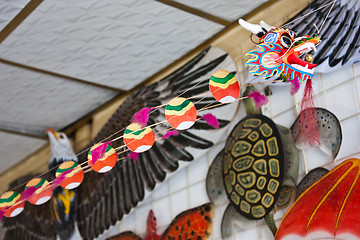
[291,107,342,159]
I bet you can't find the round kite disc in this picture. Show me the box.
[55,161,84,189]
[25,178,53,205]
[165,97,197,130]
[88,143,117,173]
[0,191,24,217]
[209,70,240,103]
[123,123,155,153]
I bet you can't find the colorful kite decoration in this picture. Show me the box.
[0,191,24,218]
[239,18,322,147]
[209,70,240,103]
[88,142,117,173]
[0,46,244,227]
[123,123,155,153]
[222,114,285,220]
[55,161,84,189]
[165,97,197,130]
[238,19,319,85]
[108,203,214,240]
[276,158,360,240]
[24,178,52,205]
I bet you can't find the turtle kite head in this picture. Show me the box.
[239,19,320,82]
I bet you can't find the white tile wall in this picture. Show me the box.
[98,62,360,240]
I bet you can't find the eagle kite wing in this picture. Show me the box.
[286,0,360,72]
[76,46,239,239]
[1,174,57,240]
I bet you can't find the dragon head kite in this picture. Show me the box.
[239,19,320,83]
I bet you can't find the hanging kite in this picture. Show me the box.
[108,203,214,240]
[206,86,301,239]
[239,19,319,85]
[276,158,360,240]
[73,47,238,240]
[239,0,360,148]
[240,0,360,84]
[239,18,322,147]
[288,0,360,73]
[0,46,238,240]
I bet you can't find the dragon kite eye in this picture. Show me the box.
[280,35,292,48]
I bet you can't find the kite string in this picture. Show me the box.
[4,93,250,210]
[4,58,247,193]
[73,50,249,153]
[3,51,244,192]
[70,40,285,157]
[6,75,267,197]
[6,69,280,194]
[281,0,337,28]
[317,0,337,34]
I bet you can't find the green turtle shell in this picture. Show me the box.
[223,114,284,220]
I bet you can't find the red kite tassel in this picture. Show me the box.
[299,79,320,147]
[201,113,219,129]
[248,90,268,109]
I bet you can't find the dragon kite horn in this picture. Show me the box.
[238,19,268,38]
[259,20,273,31]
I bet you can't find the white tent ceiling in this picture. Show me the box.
[0,0,267,174]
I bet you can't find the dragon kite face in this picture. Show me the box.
[239,19,320,82]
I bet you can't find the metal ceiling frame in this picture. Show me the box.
[0,58,126,92]
[0,126,47,139]
[0,0,43,44]
[0,0,235,141]
[155,0,232,26]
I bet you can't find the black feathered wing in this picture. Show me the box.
[75,46,240,240]
[1,174,57,240]
[246,0,360,85]
[286,0,360,72]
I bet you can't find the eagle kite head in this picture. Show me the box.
[239,19,320,82]
[46,129,77,171]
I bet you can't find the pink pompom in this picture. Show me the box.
[52,169,73,189]
[20,186,38,202]
[91,141,112,164]
[248,90,268,109]
[131,107,157,128]
[162,130,179,139]
[126,152,139,163]
[200,113,219,129]
[290,76,300,95]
